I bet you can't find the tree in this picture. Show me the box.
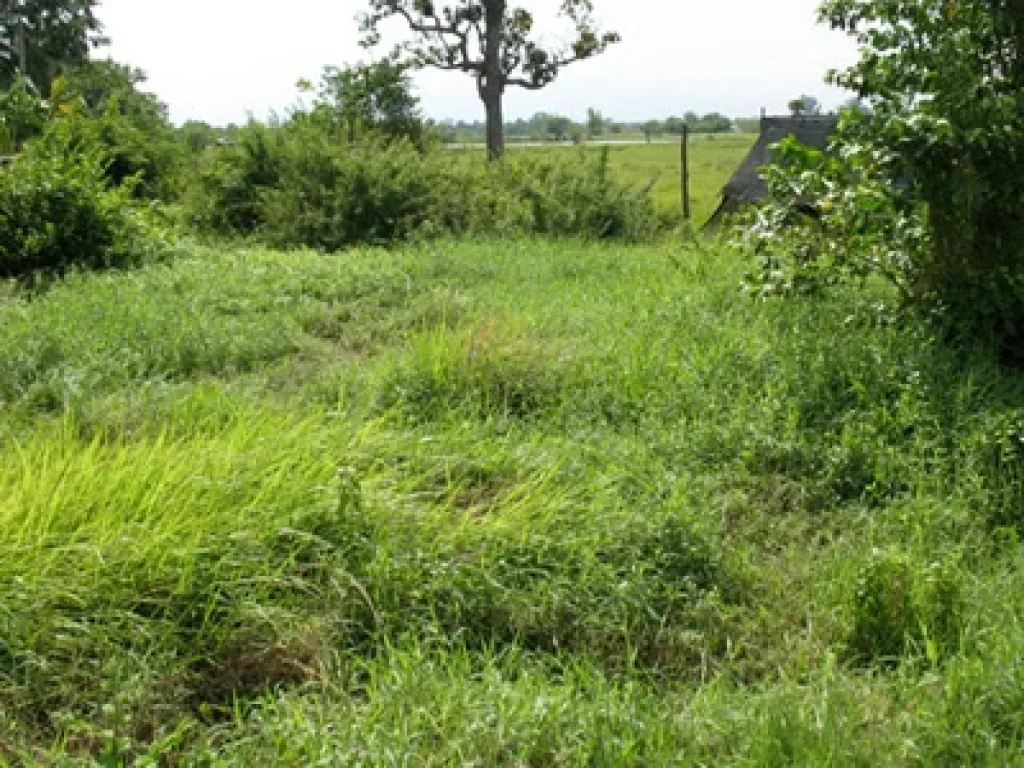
[59,59,167,123]
[54,58,181,198]
[748,0,1024,357]
[586,106,604,139]
[544,114,573,142]
[0,0,106,95]
[0,74,46,150]
[642,119,661,142]
[787,94,821,117]
[310,59,425,145]
[360,0,620,160]
[178,120,220,154]
[663,116,685,135]
[696,112,733,133]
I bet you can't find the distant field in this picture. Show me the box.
[500,134,756,225]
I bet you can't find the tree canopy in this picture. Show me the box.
[787,94,821,116]
[309,59,425,145]
[0,0,106,95]
[360,0,619,158]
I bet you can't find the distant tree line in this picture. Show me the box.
[438,109,749,144]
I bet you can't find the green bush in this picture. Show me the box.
[184,120,661,247]
[509,146,661,240]
[184,121,282,236]
[84,100,182,200]
[53,61,185,201]
[741,0,1024,359]
[0,63,185,201]
[258,129,513,250]
[738,135,924,301]
[0,138,170,279]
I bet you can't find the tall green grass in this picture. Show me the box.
[3,239,1024,764]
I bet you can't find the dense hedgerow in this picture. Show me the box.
[184,121,662,247]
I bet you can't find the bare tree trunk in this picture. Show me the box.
[481,0,506,161]
[15,10,27,76]
[483,88,504,161]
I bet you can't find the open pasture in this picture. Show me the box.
[462,134,757,226]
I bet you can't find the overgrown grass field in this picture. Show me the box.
[3,239,1024,764]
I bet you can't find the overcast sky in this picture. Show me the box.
[95,0,860,126]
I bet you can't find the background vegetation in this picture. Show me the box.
[182,119,665,247]
[439,109,746,145]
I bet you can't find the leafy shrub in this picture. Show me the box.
[739,134,924,301]
[185,120,661,247]
[509,146,662,240]
[54,61,185,200]
[183,121,283,236]
[259,129,517,250]
[820,0,1024,355]
[0,136,170,279]
[0,63,184,200]
[741,0,1024,359]
[82,99,182,200]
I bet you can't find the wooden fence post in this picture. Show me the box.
[681,125,692,221]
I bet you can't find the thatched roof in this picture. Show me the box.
[708,115,840,225]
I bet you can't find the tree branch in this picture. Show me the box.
[394,6,459,37]
[505,39,615,91]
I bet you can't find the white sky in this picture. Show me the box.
[95,0,860,126]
